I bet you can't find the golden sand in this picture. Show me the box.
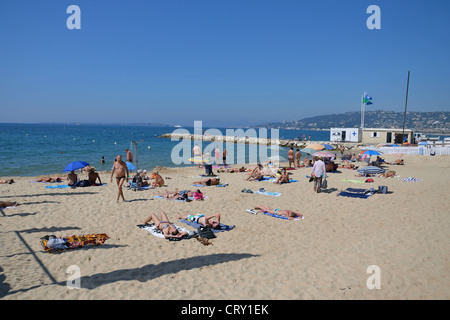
[0,153,449,299]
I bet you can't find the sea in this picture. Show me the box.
[0,123,331,177]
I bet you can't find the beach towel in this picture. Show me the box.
[338,188,374,199]
[40,233,110,254]
[137,223,191,240]
[399,177,422,182]
[45,185,71,189]
[179,218,235,233]
[191,183,228,187]
[253,190,282,197]
[342,179,366,184]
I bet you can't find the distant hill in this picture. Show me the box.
[253,111,450,133]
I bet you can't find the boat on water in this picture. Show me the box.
[174,125,182,128]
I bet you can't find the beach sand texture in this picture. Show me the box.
[1,154,449,300]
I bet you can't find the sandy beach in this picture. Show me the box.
[1,153,449,300]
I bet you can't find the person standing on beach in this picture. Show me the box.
[288,147,295,168]
[222,148,227,166]
[311,156,326,193]
[295,149,301,168]
[125,148,133,163]
[111,155,129,202]
[215,145,220,165]
[193,144,202,168]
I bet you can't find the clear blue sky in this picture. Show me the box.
[1,0,449,127]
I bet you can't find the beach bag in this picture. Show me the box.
[378,185,388,194]
[197,226,216,239]
[322,178,327,189]
[365,178,374,183]
[194,192,204,200]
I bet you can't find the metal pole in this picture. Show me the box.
[402,71,410,144]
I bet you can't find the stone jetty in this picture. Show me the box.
[158,133,363,151]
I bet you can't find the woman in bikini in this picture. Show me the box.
[275,168,290,184]
[177,212,221,229]
[142,211,188,239]
[252,205,302,220]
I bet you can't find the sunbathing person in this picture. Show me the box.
[67,171,79,186]
[88,167,102,185]
[177,212,222,229]
[142,211,188,239]
[391,159,404,165]
[275,168,290,184]
[193,177,220,186]
[151,171,164,187]
[35,176,63,183]
[217,166,247,173]
[338,162,356,170]
[246,164,264,181]
[0,201,19,208]
[253,205,303,220]
[0,179,15,184]
[154,189,204,200]
[379,170,396,178]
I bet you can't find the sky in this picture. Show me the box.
[1,0,449,127]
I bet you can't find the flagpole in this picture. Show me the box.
[402,70,410,144]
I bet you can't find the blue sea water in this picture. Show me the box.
[0,123,330,177]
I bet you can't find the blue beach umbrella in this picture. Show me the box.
[362,150,382,156]
[63,161,89,172]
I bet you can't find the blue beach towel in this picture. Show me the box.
[180,219,235,233]
[45,185,71,189]
[254,190,282,197]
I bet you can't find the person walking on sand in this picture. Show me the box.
[311,156,326,193]
[125,148,133,163]
[111,155,129,202]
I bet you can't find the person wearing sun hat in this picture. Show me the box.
[311,156,326,193]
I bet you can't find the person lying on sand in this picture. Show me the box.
[0,179,15,184]
[251,204,303,220]
[142,211,188,239]
[379,170,396,178]
[338,162,356,170]
[217,166,247,173]
[154,189,204,200]
[177,212,221,229]
[35,176,64,183]
[391,159,404,165]
[193,177,220,186]
[0,201,19,208]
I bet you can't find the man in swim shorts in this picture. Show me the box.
[111,155,129,202]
